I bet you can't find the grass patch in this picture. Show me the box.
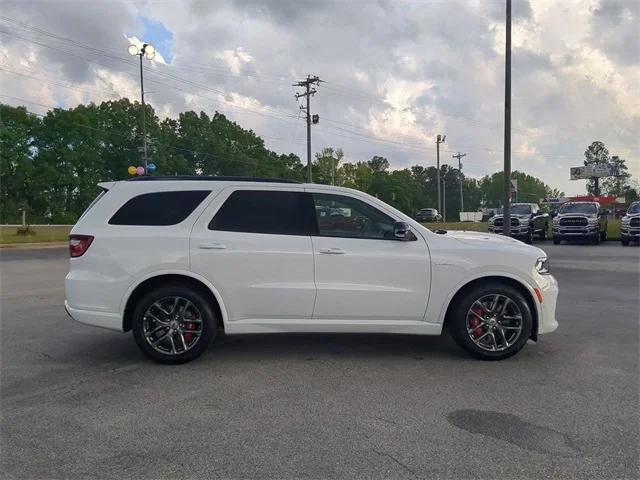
[0,225,72,245]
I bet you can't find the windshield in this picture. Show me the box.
[559,203,597,215]
[510,205,532,215]
[628,203,640,214]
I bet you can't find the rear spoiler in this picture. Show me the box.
[97,181,116,191]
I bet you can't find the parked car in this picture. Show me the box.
[487,203,549,244]
[552,201,607,244]
[416,208,442,222]
[621,201,640,246]
[65,176,558,363]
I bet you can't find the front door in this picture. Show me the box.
[308,190,431,321]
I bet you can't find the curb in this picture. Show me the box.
[0,242,68,250]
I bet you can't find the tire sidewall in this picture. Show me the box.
[449,284,533,360]
[132,285,216,364]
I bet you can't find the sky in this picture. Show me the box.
[0,0,638,196]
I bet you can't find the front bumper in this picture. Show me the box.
[621,227,640,239]
[488,225,530,237]
[552,225,599,237]
[536,274,559,335]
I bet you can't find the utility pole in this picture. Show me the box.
[442,177,447,222]
[436,134,446,214]
[503,0,512,237]
[294,75,322,183]
[452,152,467,216]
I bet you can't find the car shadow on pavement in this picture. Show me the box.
[69,330,469,366]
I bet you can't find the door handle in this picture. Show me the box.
[198,242,227,250]
[319,247,346,255]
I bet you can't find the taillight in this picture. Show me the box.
[69,235,94,258]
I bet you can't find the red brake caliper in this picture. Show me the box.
[468,306,486,339]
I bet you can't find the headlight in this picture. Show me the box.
[535,257,550,274]
[553,217,559,225]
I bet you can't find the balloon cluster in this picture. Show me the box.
[128,163,157,176]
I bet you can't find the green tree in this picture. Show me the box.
[583,141,610,195]
[313,147,344,185]
[0,105,40,222]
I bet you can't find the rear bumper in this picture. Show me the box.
[65,300,124,332]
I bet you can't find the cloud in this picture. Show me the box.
[0,0,637,196]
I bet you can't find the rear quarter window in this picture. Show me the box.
[109,191,210,226]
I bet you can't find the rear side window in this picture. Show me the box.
[209,190,312,235]
[109,191,210,226]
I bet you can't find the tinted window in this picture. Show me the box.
[313,193,395,239]
[209,190,312,235]
[109,191,210,226]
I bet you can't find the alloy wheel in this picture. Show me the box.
[142,296,203,355]
[466,294,523,352]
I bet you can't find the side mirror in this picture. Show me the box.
[394,221,416,241]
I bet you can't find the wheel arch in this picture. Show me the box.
[121,271,227,332]
[442,275,538,340]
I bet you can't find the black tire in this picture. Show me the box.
[592,233,600,245]
[621,239,629,246]
[538,224,547,240]
[553,236,561,245]
[132,284,216,364]
[523,229,533,244]
[600,229,607,241]
[448,283,533,361]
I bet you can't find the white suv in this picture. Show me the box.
[65,177,558,363]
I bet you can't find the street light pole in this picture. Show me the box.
[503,0,512,237]
[138,53,147,172]
[436,134,446,214]
[128,43,156,173]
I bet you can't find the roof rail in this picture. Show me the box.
[128,175,302,184]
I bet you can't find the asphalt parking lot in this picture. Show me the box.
[1,243,638,479]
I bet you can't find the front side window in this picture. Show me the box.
[109,190,210,226]
[313,193,395,239]
[209,190,312,235]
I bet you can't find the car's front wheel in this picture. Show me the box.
[132,284,216,364]
[449,283,533,360]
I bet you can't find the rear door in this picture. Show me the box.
[308,190,431,321]
[190,186,316,322]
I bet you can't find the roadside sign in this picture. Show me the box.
[570,163,619,180]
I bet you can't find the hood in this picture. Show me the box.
[441,230,546,257]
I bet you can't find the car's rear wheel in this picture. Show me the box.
[132,285,216,364]
[449,283,532,360]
